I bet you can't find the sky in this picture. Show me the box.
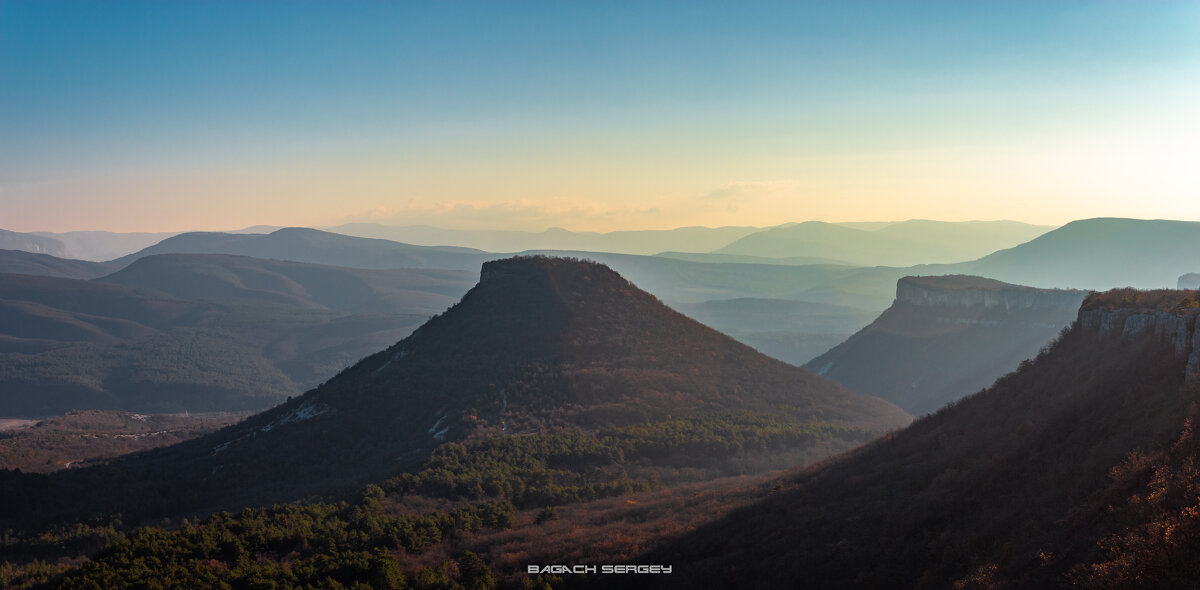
[1,1,1198,233]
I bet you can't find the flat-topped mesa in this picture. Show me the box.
[895,275,1087,311]
[1077,288,1200,380]
[478,255,625,287]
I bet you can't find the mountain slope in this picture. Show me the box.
[967,217,1200,289]
[636,288,1200,589]
[806,275,1087,414]
[13,256,911,523]
[114,227,491,270]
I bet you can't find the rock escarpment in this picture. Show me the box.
[1077,288,1200,382]
[806,275,1087,414]
[896,275,1086,311]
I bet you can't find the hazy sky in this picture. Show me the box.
[2,1,1198,233]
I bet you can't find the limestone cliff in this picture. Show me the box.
[896,275,1086,311]
[1076,290,1200,382]
[806,275,1086,415]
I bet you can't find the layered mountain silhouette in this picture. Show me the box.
[0,255,473,415]
[327,223,762,256]
[114,227,491,271]
[806,275,1087,414]
[635,288,1200,589]
[98,253,473,314]
[9,256,910,523]
[31,230,178,261]
[0,229,67,258]
[679,297,877,366]
[0,249,119,279]
[714,220,1052,266]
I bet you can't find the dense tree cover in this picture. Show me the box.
[1,488,515,589]
[384,412,863,508]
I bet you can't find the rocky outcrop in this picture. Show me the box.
[896,275,1087,311]
[1077,306,1200,382]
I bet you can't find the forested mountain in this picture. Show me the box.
[0,256,910,528]
[806,275,1087,414]
[634,287,1200,589]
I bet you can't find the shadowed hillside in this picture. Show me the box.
[632,288,1200,589]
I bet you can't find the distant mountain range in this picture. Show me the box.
[636,288,1200,588]
[31,230,179,261]
[113,227,491,271]
[0,255,475,416]
[0,249,120,279]
[326,223,764,256]
[5,256,910,523]
[963,218,1200,289]
[0,229,67,258]
[806,275,1087,414]
[715,219,1053,266]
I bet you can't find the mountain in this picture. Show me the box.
[1182,273,1200,289]
[114,227,491,270]
[714,220,1053,266]
[0,249,120,279]
[635,287,1200,589]
[805,275,1087,414]
[0,256,473,415]
[678,297,878,366]
[966,218,1200,289]
[97,253,474,314]
[0,229,67,258]
[10,256,911,523]
[325,223,762,255]
[29,230,179,261]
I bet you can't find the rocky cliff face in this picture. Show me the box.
[896,275,1086,311]
[1077,305,1200,382]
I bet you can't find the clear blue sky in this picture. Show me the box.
[2,1,1198,232]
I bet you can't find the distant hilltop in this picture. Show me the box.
[896,275,1087,311]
